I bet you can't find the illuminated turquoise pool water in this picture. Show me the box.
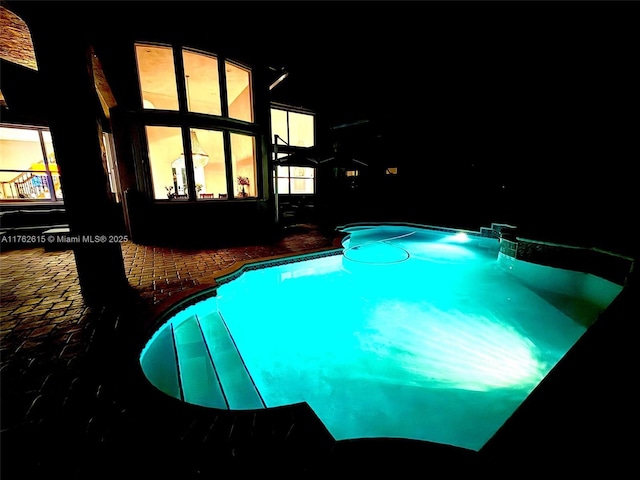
[140,224,623,451]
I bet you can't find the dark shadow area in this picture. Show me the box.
[480,277,639,476]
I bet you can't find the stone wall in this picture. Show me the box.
[499,234,634,287]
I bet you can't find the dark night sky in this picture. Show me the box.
[266,1,637,181]
[261,1,638,252]
[270,2,636,132]
[269,2,637,177]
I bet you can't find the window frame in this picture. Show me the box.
[276,165,316,195]
[271,104,317,196]
[270,104,315,148]
[135,42,260,202]
[0,124,62,202]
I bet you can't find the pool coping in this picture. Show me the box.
[336,221,636,287]
[145,222,503,331]
[145,244,344,334]
[499,235,635,286]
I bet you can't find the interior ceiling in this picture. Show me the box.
[136,45,250,110]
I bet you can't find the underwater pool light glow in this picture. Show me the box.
[364,303,547,391]
[450,232,471,243]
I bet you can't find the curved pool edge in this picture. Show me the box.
[137,245,346,417]
[145,244,344,334]
[142,222,502,343]
[135,221,637,469]
[144,221,511,338]
[336,220,494,239]
[137,244,346,423]
[337,221,636,287]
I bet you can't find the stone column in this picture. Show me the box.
[27,19,130,305]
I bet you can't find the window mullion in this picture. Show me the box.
[218,58,229,118]
[223,131,233,197]
[286,111,290,144]
[181,127,197,199]
[174,46,198,200]
[174,45,188,113]
[37,129,55,202]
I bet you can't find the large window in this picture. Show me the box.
[0,125,62,201]
[135,44,179,111]
[276,165,315,194]
[271,107,314,147]
[136,43,256,200]
[0,125,120,203]
[146,126,230,200]
[226,61,253,122]
[146,126,184,199]
[271,107,316,195]
[183,50,220,116]
[230,133,256,197]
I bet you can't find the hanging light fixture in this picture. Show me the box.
[188,129,209,168]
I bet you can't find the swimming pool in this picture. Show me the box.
[139,223,624,452]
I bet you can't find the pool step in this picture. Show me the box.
[197,311,265,409]
[140,324,182,400]
[172,312,265,410]
[173,315,227,408]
